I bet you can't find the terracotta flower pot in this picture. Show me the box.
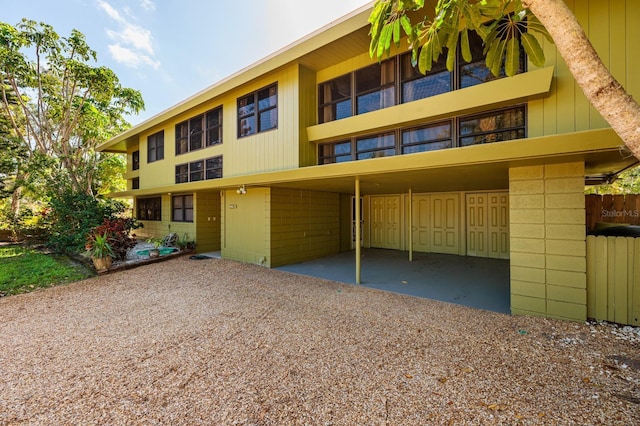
[92,256,112,271]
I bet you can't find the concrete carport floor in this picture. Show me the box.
[276,248,510,314]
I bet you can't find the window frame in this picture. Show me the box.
[137,197,161,221]
[147,131,164,163]
[237,83,278,138]
[132,150,140,170]
[317,105,526,164]
[175,156,223,184]
[172,194,194,223]
[317,31,526,124]
[176,107,223,156]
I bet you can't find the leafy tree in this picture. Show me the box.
[369,0,640,160]
[0,19,144,220]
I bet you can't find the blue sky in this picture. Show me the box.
[2,0,372,125]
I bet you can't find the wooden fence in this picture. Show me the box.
[586,235,640,326]
[586,194,640,232]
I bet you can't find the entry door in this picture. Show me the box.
[411,195,430,253]
[466,193,488,257]
[371,196,401,250]
[431,193,459,254]
[487,193,509,259]
[466,192,509,259]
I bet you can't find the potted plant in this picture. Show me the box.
[146,237,162,258]
[178,233,196,253]
[87,231,114,271]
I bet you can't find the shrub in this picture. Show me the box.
[87,218,141,261]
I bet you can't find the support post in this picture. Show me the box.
[408,188,413,262]
[355,177,361,284]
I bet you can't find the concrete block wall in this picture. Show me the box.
[509,162,587,321]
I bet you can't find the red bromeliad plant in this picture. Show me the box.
[86,218,141,261]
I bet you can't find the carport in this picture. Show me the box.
[276,248,510,313]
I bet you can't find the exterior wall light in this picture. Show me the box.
[237,184,247,195]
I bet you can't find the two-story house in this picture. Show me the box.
[98,1,639,323]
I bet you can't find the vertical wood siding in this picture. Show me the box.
[587,236,640,326]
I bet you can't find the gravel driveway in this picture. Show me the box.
[1,256,639,425]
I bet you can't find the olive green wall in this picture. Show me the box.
[269,188,341,267]
[194,190,221,253]
[510,162,587,321]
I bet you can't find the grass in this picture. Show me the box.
[0,245,93,297]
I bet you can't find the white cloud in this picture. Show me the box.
[97,0,124,23]
[108,44,160,69]
[140,0,155,12]
[98,0,157,68]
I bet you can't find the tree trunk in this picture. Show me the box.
[10,185,21,220]
[522,0,640,160]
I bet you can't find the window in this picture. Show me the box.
[317,105,526,164]
[175,156,223,184]
[137,197,161,221]
[131,177,140,190]
[238,83,278,137]
[172,194,194,222]
[176,107,222,155]
[206,107,222,147]
[460,28,526,89]
[355,60,395,115]
[356,133,396,160]
[189,160,204,182]
[132,150,140,170]
[317,30,526,123]
[459,106,526,146]
[318,74,352,123]
[401,53,451,103]
[147,131,164,163]
[402,122,452,154]
[318,140,352,164]
[206,156,223,179]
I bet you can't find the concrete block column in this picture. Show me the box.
[509,162,586,321]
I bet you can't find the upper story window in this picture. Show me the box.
[237,83,278,137]
[318,74,351,124]
[175,155,223,184]
[147,131,164,163]
[137,197,161,221]
[460,31,525,88]
[318,31,525,123]
[355,59,395,115]
[401,53,450,103]
[318,105,525,164]
[176,107,222,156]
[132,150,140,170]
[131,177,140,190]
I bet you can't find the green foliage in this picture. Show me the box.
[0,19,143,218]
[88,218,141,260]
[0,245,92,297]
[44,190,129,254]
[586,165,640,195]
[86,231,114,259]
[369,0,551,76]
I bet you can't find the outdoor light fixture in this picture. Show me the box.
[237,184,247,195]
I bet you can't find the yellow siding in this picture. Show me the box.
[270,188,341,267]
[298,65,318,167]
[221,188,269,265]
[528,0,636,138]
[586,236,640,326]
[135,194,195,241]
[509,162,587,321]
